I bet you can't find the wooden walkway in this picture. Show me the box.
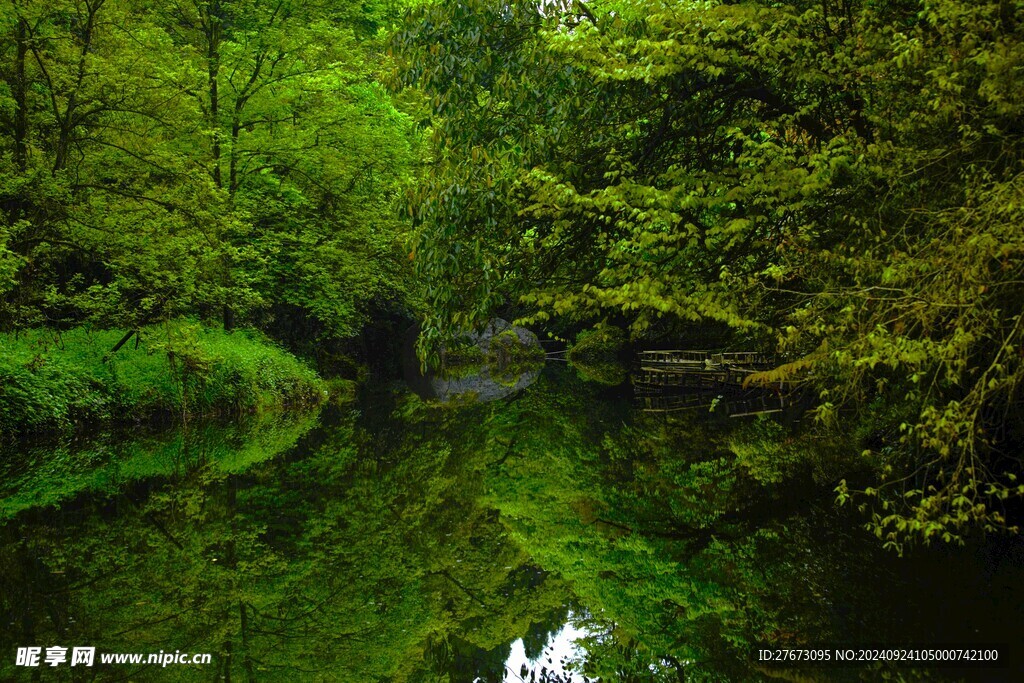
[634,349,777,391]
[637,349,775,369]
[633,349,786,416]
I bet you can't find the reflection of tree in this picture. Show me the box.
[0,393,571,682]
[2,371,1001,681]
[1,411,323,681]
[522,604,571,662]
[0,411,321,521]
[478,370,956,681]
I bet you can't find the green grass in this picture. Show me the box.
[0,321,326,438]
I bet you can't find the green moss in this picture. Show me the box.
[489,330,544,363]
[442,340,486,366]
[0,321,326,438]
[567,326,628,385]
[567,326,627,362]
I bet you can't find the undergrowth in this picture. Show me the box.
[0,321,326,438]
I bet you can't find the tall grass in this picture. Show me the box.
[0,321,326,438]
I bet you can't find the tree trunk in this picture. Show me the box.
[207,0,222,188]
[14,16,28,173]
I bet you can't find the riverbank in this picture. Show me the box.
[0,322,326,439]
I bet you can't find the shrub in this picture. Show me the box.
[0,322,325,439]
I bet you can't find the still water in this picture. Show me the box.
[1,366,1021,681]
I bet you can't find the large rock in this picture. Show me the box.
[402,319,542,404]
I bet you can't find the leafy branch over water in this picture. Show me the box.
[391,0,1024,547]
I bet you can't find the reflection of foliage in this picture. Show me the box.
[0,388,568,682]
[729,418,806,485]
[436,360,485,381]
[0,409,321,521]
[728,416,855,487]
[568,327,628,386]
[478,369,987,681]
[572,359,628,387]
[2,369,1015,681]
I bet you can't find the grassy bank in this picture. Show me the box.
[0,322,326,438]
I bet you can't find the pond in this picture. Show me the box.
[1,366,1021,681]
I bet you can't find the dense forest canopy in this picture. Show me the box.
[0,0,420,346]
[391,0,1024,548]
[2,2,1023,677]
[0,0,1022,549]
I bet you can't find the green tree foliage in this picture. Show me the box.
[392,0,1024,547]
[156,0,421,338]
[0,0,215,328]
[0,0,420,344]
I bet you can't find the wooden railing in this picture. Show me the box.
[637,349,775,368]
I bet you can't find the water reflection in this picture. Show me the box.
[404,359,541,404]
[492,616,590,683]
[0,367,1021,681]
[402,320,542,403]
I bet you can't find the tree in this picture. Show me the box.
[0,0,421,353]
[155,0,420,338]
[0,0,228,330]
[392,0,1024,547]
